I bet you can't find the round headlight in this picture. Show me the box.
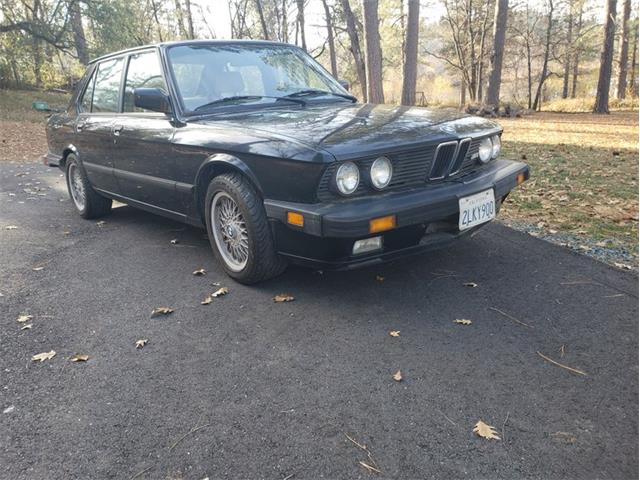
[491,135,501,158]
[478,137,493,163]
[370,156,393,189]
[335,161,360,195]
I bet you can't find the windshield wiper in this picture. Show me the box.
[282,89,357,102]
[194,95,305,112]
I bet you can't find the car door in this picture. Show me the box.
[111,49,178,212]
[75,56,125,193]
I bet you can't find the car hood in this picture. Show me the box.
[192,102,501,160]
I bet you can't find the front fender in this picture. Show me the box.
[195,153,263,195]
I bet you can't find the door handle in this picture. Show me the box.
[112,125,123,136]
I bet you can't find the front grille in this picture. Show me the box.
[316,137,487,201]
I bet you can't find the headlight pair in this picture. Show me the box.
[478,135,501,163]
[335,156,392,195]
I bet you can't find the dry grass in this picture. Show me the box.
[500,111,639,260]
[542,96,639,113]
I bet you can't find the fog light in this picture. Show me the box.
[353,236,383,255]
[369,215,396,233]
[287,211,304,227]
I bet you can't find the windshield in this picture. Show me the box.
[166,43,348,113]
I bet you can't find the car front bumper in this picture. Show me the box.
[264,159,529,269]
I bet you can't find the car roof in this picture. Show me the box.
[89,39,297,64]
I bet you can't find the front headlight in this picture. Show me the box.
[370,156,393,189]
[491,135,501,158]
[335,161,360,195]
[478,137,493,163]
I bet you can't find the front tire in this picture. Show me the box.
[65,154,112,219]
[205,173,286,284]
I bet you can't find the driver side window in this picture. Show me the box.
[123,51,166,113]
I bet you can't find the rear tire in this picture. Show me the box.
[205,173,286,284]
[65,154,112,219]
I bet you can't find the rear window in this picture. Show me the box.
[92,57,125,113]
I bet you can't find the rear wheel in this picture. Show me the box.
[205,173,286,284]
[65,154,112,219]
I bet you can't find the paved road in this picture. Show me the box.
[1,162,638,480]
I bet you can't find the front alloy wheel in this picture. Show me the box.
[204,173,286,284]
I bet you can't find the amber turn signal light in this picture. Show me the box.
[369,215,396,234]
[287,211,304,227]
[516,173,526,185]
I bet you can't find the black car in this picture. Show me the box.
[45,40,529,284]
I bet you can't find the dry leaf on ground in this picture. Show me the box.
[192,268,206,276]
[5,225,18,230]
[17,314,33,323]
[170,239,179,244]
[135,339,148,349]
[273,294,295,303]
[473,420,501,440]
[70,354,89,362]
[393,370,403,382]
[201,295,212,305]
[151,307,174,318]
[32,350,56,362]
[389,330,400,337]
[212,287,228,298]
[21,324,32,330]
[454,319,472,325]
[96,220,106,227]
[32,266,44,271]
[463,282,478,288]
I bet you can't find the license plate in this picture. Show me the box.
[458,189,496,230]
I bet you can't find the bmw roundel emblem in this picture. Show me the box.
[440,124,456,134]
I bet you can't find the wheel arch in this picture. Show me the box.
[194,153,263,223]
[60,144,79,168]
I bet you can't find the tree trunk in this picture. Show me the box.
[282,0,288,42]
[476,0,492,103]
[69,0,89,65]
[321,0,338,77]
[340,0,367,101]
[296,0,306,51]
[256,0,270,40]
[485,0,508,106]
[184,0,195,39]
[562,2,573,98]
[629,20,638,98]
[174,0,186,38]
[526,37,532,109]
[616,0,631,99]
[362,0,384,103]
[533,0,554,111]
[593,0,618,113]
[570,2,583,98]
[401,0,419,106]
[460,76,467,109]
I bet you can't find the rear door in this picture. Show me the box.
[76,56,125,193]
[111,49,178,212]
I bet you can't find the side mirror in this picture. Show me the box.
[338,79,350,91]
[133,88,171,113]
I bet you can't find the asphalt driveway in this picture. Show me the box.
[1,162,638,480]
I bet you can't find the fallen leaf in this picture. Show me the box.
[151,307,174,318]
[17,314,33,323]
[454,319,472,325]
[375,275,385,282]
[21,324,32,330]
[210,281,221,287]
[3,405,15,414]
[463,282,478,288]
[393,370,403,382]
[192,268,206,276]
[473,420,501,440]
[551,431,577,444]
[170,239,179,244]
[273,294,295,303]
[359,461,382,474]
[96,220,106,227]
[614,262,632,270]
[32,266,44,271]
[201,295,212,305]
[389,330,400,337]
[5,225,18,230]
[70,354,89,362]
[32,350,56,362]
[212,287,228,298]
[135,339,148,349]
